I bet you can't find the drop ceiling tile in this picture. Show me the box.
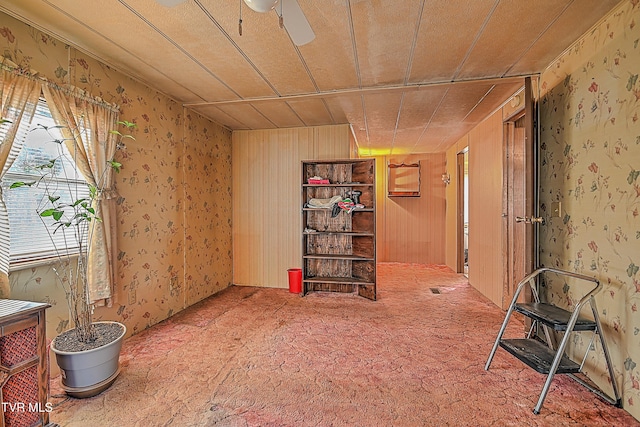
[389,87,450,153]
[429,83,498,126]
[216,103,276,129]
[350,0,423,86]
[392,128,427,154]
[199,0,318,96]
[287,98,334,126]
[363,91,403,133]
[509,0,623,75]
[189,105,248,129]
[359,91,404,153]
[323,94,364,127]
[456,0,573,79]
[252,101,306,128]
[137,0,280,99]
[296,0,359,92]
[3,0,239,102]
[409,0,498,83]
[397,87,450,130]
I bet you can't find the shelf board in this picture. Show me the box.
[304,254,374,261]
[303,232,374,236]
[303,208,374,212]
[303,183,374,188]
[303,276,374,285]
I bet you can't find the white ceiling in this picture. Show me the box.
[0,0,622,154]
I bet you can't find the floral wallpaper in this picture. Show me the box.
[2,11,233,363]
[183,112,232,306]
[539,0,640,420]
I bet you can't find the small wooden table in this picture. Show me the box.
[0,299,54,427]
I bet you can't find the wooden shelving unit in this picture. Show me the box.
[301,159,376,300]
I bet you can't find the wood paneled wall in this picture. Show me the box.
[232,125,351,288]
[375,153,446,264]
[467,111,505,307]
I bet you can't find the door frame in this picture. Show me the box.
[501,76,538,309]
[456,149,468,275]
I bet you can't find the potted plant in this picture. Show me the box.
[10,119,136,398]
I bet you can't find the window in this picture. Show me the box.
[1,99,90,266]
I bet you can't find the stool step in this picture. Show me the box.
[514,303,596,331]
[499,339,581,374]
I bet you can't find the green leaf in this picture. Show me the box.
[9,181,35,189]
[110,131,135,139]
[41,208,64,221]
[110,160,122,172]
[0,118,12,125]
[73,198,88,207]
[36,159,56,169]
[628,170,640,184]
[118,120,137,129]
[48,195,61,203]
[40,209,56,217]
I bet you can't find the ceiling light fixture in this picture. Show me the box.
[243,0,279,13]
[239,0,314,46]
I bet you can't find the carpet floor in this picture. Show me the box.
[50,263,639,426]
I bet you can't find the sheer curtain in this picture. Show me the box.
[0,67,42,298]
[42,84,120,305]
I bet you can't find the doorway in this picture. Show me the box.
[456,149,469,276]
[502,77,537,309]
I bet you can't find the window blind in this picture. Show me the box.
[2,99,90,265]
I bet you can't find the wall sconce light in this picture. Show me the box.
[442,173,451,185]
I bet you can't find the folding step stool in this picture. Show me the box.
[485,267,622,414]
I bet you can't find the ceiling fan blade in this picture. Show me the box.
[156,0,186,6]
[280,0,315,46]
